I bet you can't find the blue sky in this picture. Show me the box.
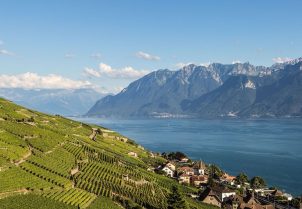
[0,0,301,93]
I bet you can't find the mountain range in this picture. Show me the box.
[0,88,106,116]
[87,58,302,118]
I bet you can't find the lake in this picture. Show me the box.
[72,117,302,196]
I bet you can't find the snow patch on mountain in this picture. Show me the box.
[245,80,256,89]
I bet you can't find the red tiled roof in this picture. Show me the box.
[178,166,194,171]
[179,173,191,178]
[191,175,206,181]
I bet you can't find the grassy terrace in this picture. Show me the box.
[0,97,218,209]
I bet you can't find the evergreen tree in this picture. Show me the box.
[250,176,266,189]
[209,164,223,179]
[235,173,249,185]
[167,186,187,209]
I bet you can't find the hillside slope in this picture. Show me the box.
[0,98,215,209]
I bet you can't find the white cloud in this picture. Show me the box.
[136,51,160,61]
[0,49,14,56]
[232,60,241,64]
[0,40,3,45]
[90,53,102,60]
[84,68,101,78]
[65,53,75,58]
[84,63,149,79]
[272,57,293,63]
[0,72,93,89]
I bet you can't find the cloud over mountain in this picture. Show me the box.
[84,63,149,79]
[0,72,92,89]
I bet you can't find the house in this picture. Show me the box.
[254,189,275,197]
[267,189,292,201]
[158,162,176,177]
[161,166,175,177]
[179,157,189,163]
[128,152,138,158]
[237,192,274,209]
[221,173,236,185]
[178,166,194,176]
[282,193,293,201]
[178,173,191,184]
[228,195,275,209]
[193,160,206,175]
[166,162,176,171]
[121,137,128,143]
[211,186,236,202]
[200,187,222,208]
[191,175,208,186]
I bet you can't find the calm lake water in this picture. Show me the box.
[73,117,302,196]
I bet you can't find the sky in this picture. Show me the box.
[0,0,301,93]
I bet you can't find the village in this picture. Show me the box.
[152,151,302,209]
[97,128,301,209]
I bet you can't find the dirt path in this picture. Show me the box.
[0,189,29,199]
[14,146,32,166]
[89,128,98,141]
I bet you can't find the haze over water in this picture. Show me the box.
[75,117,302,196]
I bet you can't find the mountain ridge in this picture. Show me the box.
[87,58,302,118]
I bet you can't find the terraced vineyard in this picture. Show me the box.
[0,98,217,209]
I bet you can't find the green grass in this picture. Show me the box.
[0,98,210,209]
[0,194,76,209]
[0,167,55,192]
[42,188,96,208]
[87,197,120,209]
[0,140,29,162]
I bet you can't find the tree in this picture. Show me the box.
[167,186,187,209]
[162,152,168,159]
[167,152,176,160]
[207,177,215,187]
[290,198,300,208]
[209,164,223,179]
[235,173,249,185]
[175,152,187,160]
[250,176,266,189]
[165,151,187,161]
